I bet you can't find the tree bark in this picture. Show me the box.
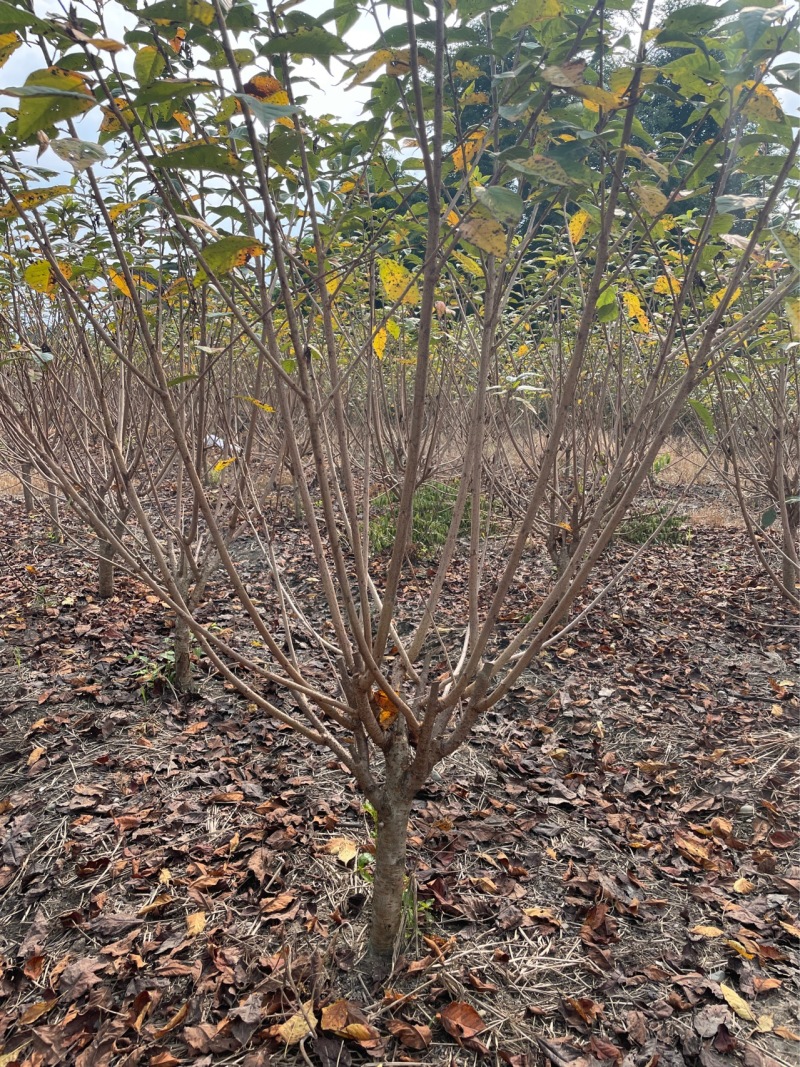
[47,482,61,538]
[781,520,799,595]
[98,538,115,598]
[173,612,194,692]
[367,793,412,976]
[21,461,34,513]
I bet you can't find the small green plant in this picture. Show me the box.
[619,508,691,546]
[651,453,672,478]
[127,648,178,700]
[369,480,487,557]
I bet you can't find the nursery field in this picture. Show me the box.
[0,489,797,1067]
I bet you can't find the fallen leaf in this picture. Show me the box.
[323,836,358,865]
[720,983,755,1021]
[272,1000,317,1045]
[186,911,206,936]
[386,1018,432,1049]
[439,1001,485,1040]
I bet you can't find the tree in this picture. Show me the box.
[0,0,796,975]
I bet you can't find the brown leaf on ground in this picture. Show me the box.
[439,1001,485,1041]
[386,1018,432,1049]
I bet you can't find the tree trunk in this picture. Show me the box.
[367,794,412,976]
[47,481,60,535]
[173,612,194,692]
[98,539,115,598]
[21,461,34,514]
[782,522,799,596]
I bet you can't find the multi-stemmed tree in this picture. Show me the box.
[0,0,796,972]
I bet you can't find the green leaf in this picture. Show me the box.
[207,48,254,70]
[132,78,217,106]
[12,68,96,140]
[775,230,800,269]
[236,93,298,127]
[50,138,107,173]
[760,505,777,529]
[262,26,345,60]
[716,194,766,213]
[134,46,166,87]
[508,154,571,185]
[193,235,265,287]
[148,143,245,176]
[499,0,562,35]
[0,1,48,32]
[688,397,715,434]
[140,0,216,26]
[473,186,524,227]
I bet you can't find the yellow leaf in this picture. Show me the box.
[445,209,460,227]
[173,111,191,133]
[212,457,237,473]
[455,60,482,79]
[349,49,394,87]
[87,37,126,53]
[568,209,590,245]
[24,260,72,294]
[785,295,800,336]
[273,1001,317,1045]
[621,291,651,331]
[109,200,145,221]
[165,277,189,302]
[688,924,723,937]
[736,80,783,123]
[0,185,71,220]
[461,91,489,106]
[240,396,274,412]
[0,32,22,69]
[186,911,206,936]
[460,216,507,257]
[653,273,681,296]
[378,258,420,305]
[725,938,755,960]
[756,1015,774,1033]
[109,269,132,297]
[577,85,625,110]
[451,129,486,172]
[339,180,356,193]
[373,327,387,360]
[710,286,741,310]
[634,183,668,217]
[450,247,483,277]
[720,983,755,1022]
[779,920,800,939]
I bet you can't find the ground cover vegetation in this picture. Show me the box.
[0,0,797,1060]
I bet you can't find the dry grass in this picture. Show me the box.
[656,437,723,488]
[690,502,742,529]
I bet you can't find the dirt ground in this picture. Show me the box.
[0,489,798,1067]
